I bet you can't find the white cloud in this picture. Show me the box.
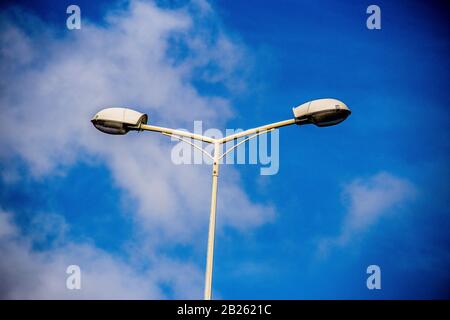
[0,211,17,239]
[342,171,416,231]
[0,209,203,299]
[0,0,273,241]
[318,172,416,254]
[0,0,274,298]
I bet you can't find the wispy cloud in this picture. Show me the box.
[318,172,416,255]
[0,0,274,298]
[0,209,205,299]
[0,0,274,241]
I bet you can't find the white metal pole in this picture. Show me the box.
[140,118,298,300]
[204,142,220,300]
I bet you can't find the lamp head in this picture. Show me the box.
[293,98,351,127]
[91,107,148,135]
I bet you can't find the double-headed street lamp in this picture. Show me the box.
[91,98,351,300]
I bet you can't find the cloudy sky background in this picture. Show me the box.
[0,0,449,299]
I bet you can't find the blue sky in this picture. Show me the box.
[0,0,449,299]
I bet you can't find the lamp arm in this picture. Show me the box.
[139,123,215,143]
[161,132,214,160]
[139,118,299,145]
[218,129,274,161]
[218,118,297,144]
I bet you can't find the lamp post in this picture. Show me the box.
[91,98,351,300]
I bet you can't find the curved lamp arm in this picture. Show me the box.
[161,132,214,160]
[218,129,274,161]
[139,118,298,148]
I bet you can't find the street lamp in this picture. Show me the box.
[91,98,351,300]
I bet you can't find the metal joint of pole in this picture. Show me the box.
[212,146,220,177]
